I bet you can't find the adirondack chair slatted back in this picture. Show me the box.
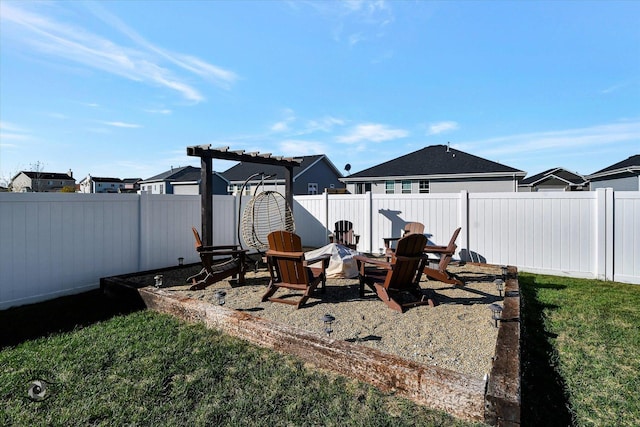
[267,230,309,285]
[437,227,461,270]
[192,226,203,250]
[385,233,427,288]
[403,222,425,236]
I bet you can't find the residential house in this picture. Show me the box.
[79,175,125,193]
[587,155,640,191]
[10,170,76,192]
[121,178,142,193]
[140,166,228,195]
[341,144,526,194]
[221,154,344,195]
[518,168,588,192]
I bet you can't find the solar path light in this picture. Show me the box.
[214,290,226,306]
[494,278,505,298]
[489,303,503,328]
[321,314,335,337]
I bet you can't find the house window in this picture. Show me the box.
[308,183,318,195]
[385,181,395,194]
[355,183,372,194]
[419,180,430,193]
[402,180,411,194]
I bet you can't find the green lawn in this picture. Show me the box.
[519,273,640,426]
[0,303,479,426]
[2,273,639,426]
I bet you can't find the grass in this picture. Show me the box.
[519,273,640,426]
[0,292,479,427]
[2,273,639,426]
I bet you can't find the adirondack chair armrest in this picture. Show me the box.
[198,244,242,251]
[266,250,305,260]
[383,237,400,248]
[303,253,331,268]
[354,255,390,268]
[422,245,449,254]
[198,248,248,257]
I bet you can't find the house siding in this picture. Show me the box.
[590,176,639,191]
[294,160,345,194]
[347,177,516,194]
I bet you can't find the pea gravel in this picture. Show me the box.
[134,262,505,379]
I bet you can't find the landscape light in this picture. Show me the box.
[489,303,503,328]
[321,314,335,337]
[501,265,509,280]
[494,278,505,298]
[178,257,184,266]
[214,290,226,306]
[154,275,163,288]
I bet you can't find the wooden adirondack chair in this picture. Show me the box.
[187,227,248,291]
[423,227,463,286]
[262,230,331,309]
[355,233,436,313]
[328,220,360,250]
[383,221,425,260]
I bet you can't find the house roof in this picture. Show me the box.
[142,166,202,183]
[343,144,525,181]
[520,168,587,186]
[92,177,124,183]
[587,154,640,179]
[15,171,75,181]
[222,154,339,182]
[123,178,142,184]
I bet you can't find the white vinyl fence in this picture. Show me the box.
[1,189,638,310]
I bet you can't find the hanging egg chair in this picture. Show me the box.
[238,173,295,254]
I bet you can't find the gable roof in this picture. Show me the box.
[142,166,202,183]
[520,168,587,186]
[16,171,75,181]
[587,154,640,179]
[222,154,341,182]
[343,144,525,181]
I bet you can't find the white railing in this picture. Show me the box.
[1,189,638,309]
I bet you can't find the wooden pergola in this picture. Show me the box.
[186,145,302,246]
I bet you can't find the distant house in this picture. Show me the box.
[121,178,142,193]
[10,170,76,192]
[587,155,640,191]
[140,166,228,195]
[79,175,125,193]
[518,168,588,192]
[341,144,525,194]
[221,154,344,196]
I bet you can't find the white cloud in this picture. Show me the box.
[0,2,237,103]
[337,123,408,143]
[305,116,345,133]
[278,140,327,156]
[0,122,31,143]
[456,120,640,158]
[104,121,142,128]
[271,121,290,132]
[428,121,459,135]
[270,108,296,132]
[144,109,172,115]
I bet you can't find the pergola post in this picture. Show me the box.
[201,157,213,246]
[285,165,294,217]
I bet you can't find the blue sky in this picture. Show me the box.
[1,1,639,184]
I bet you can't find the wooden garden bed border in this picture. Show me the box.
[117,264,520,425]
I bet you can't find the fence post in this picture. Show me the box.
[138,191,148,271]
[595,188,614,281]
[605,188,614,281]
[458,190,469,258]
[366,191,373,254]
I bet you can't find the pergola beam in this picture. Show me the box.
[187,145,301,246]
